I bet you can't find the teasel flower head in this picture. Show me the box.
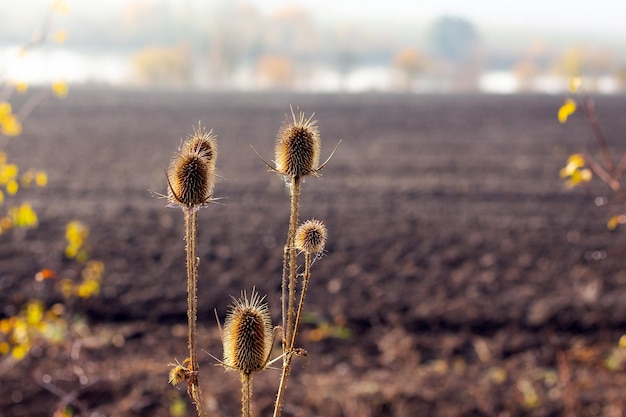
[275,108,320,181]
[223,289,273,375]
[295,219,327,254]
[167,126,217,209]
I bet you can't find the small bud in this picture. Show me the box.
[223,289,273,375]
[275,109,320,180]
[295,219,327,254]
[167,127,217,208]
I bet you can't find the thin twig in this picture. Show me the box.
[290,252,311,349]
[581,94,614,173]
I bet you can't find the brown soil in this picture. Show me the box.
[2,89,626,417]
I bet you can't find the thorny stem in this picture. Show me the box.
[286,177,301,349]
[272,353,292,417]
[281,177,301,349]
[290,252,311,350]
[184,208,208,417]
[274,176,301,417]
[241,373,252,417]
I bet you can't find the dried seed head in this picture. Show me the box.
[295,219,327,254]
[223,289,273,375]
[275,109,320,180]
[183,126,217,168]
[167,127,217,208]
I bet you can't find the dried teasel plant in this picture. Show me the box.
[222,289,274,417]
[161,110,336,417]
[290,219,327,349]
[166,125,218,417]
[263,108,337,417]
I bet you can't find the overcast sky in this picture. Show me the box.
[3,0,625,43]
[253,0,626,39]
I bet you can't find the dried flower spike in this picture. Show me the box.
[295,219,327,254]
[223,289,273,375]
[167,127,217,208]
[275,109,320,180]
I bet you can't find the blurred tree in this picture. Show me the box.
[132,44,192,86]
[256,54,293,89]
[393,47,427,91]
[615,65,626,91]
[429,16,479,63]
[551,46,616,91]
[513,59,539,92]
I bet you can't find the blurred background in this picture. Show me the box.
[2,0,626,93]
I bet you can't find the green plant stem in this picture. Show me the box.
[184,207,208,417]
[241,373,252,417]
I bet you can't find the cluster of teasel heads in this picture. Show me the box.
[165,109,336,417]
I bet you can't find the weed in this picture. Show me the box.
[165,109,338,417]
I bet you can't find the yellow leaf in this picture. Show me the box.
[77,280,100,298]
[6,179,18,195]
[619,335,626,349]
[14,81,28,93]
[0,318,11,334]
[10,203,37,227]
[0,102,12,122]
[1,114,23,136]
[52,0,69,14]
[11,344,28,360]
[608,215,620,231]
[52,80,69,98]
[608,214,626,231]
[569,77,582,93]
[560,154,585,178]
[565,168,592,188]
[54,29,68,44]
[35,171,48,187]
[558,98,577,123]
[60,279,74,299]
[0,190,4,205]
[0,164,18,184]
[26,301,44,325]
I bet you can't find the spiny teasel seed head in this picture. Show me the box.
[275,109,320,180]
[182,125,217,169]
[223,289,273,375]
[295,219,327,254]
[167,127,217,208]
